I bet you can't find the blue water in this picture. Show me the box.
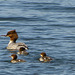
[0,0,75,75]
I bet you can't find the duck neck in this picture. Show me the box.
[8,40,16,44]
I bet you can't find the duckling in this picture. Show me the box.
[17,47,29,55]
[10,54,26,63]
[39,52,52,62]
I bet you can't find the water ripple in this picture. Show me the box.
[0,0,75,75]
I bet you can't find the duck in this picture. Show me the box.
[10,54,26,63]
[39,52,52,62]
[17,47,29,55]
[1,30,28,50]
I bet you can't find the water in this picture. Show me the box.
[0,0,75,75]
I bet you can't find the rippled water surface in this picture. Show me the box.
[0,0,75,75]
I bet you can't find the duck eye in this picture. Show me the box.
[7,32,10,35]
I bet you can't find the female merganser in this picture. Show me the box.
[10,54,26,63]
[1,30,28,50]
[39,52,52,62]
[17,47,29,55]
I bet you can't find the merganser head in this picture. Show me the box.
[19,47,26,52]
[1,30,18,42]
[40,52,46,57]
[10,54,17,60]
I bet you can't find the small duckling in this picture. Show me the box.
[17,47,29,55]
[10,54,26,63]
[39,52,52,62]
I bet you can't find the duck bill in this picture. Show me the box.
[0,35,6,37]
[1,35,8,37]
